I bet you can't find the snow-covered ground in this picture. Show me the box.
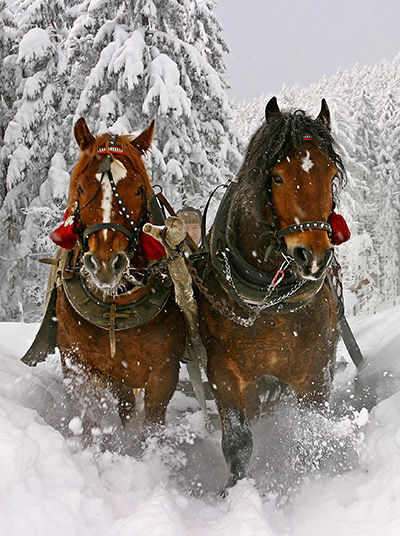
[1,306,400,536]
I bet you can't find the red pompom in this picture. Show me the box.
[140,232,166,260]
[329,211,351,245]
[50,207,79,250]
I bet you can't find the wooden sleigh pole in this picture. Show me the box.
[143,217,211,430]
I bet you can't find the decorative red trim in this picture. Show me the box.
[140,231,166,260]
[329,211,351,245]
[50,207,79,250]
[96,147,125,155]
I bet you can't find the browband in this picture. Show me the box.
[96,146,125,155]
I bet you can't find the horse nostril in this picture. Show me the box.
[110,252,128,276]
[293,246,312,267]
[83,253,100,275]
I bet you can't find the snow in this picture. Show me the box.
[18,28,53,63]
[143,54,191,118]
[111,29,145,90]
[1,305,400,535]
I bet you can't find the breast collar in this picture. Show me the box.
[209,182,325,311]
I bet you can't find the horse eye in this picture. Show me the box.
[135,187,142,197]
[272,175,283,184]
[78,185,85,195]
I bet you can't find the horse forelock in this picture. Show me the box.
[230,109,347,238]
[235,110,346,204]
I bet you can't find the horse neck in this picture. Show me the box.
[231,183,281,272]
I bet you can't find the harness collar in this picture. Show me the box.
[209,182,324,313]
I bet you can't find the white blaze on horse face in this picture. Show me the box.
[301,151,314,173]
[95,160,127,239]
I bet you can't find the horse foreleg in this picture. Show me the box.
[209,363,253,490]
[111,382,136,425]
[246,381,261,423]
[143,361,179,432]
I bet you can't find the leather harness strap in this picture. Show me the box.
[82,222,133,242]
[277,220,332,238]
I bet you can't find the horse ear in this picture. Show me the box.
[74,118,95,150]
[316,99,331,130]
[131,120,155,154]
[265,97,280,123]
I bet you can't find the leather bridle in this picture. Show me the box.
[74,134,149,255]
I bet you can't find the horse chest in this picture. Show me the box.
[200,285,338,384]
[56,291,184,387]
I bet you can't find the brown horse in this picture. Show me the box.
[197,98,346,489]
[54,119,185,435]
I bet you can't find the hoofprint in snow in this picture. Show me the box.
[1,306,400,536]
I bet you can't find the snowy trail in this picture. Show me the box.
[0,307,400,536]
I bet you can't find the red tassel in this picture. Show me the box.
[329,211,351,245]
[140,232,166,260]
[50,207,79,250]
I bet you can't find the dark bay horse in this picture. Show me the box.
[197,98,346,489]
[54,119,185,433]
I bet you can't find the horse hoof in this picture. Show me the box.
[218,475,240,497]
[218,486,229,498]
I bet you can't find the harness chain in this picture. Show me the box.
[184,253,306,327]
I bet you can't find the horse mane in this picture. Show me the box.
[235,109,346,207]
[68,133,153,206]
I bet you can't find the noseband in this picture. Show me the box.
[75,134,149,255]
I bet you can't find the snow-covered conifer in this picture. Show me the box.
[0,1,17,203]
[0,0,68,319]
[75,0,240,207]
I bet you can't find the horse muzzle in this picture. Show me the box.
[83,251,128,290]
[290,244,333,281]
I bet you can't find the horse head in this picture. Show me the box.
[69,118,155,292]
[262,97,345,280]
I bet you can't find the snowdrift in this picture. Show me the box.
[0,306,400,536]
